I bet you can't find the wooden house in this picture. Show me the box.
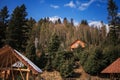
[70,40,85,51]
[101,58,120,79]
[0,45,42,80]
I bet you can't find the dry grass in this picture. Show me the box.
[41,70,62,80]
[40,67,110,80]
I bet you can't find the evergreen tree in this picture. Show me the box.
[58,18,61,24]
[0,6,9,47]
[27,17,36,37]
[80,20,88,25]
[70,18,74,26]
[63,17,68,26]
[46,33,60,70]
[107,0,119,45]
[107,0,118,25]
[7,4,28,51]
[48,33,60,53]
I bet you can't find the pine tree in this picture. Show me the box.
[107,0,118,25]
[80,20,88,25]
[63,17,68,26]
[46,33,60,70]
[0,6,9,47]
[58,18,61,24]
[27,17,36,36]
[7,4,28,51]
[70,18,74,26]
[48,33,60,53]
[107,0,119,45]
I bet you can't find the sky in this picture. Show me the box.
[0,0,120,25]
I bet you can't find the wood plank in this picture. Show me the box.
[0,68,30,72]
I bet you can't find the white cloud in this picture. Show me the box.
[117,13,120,17]
[50,4,59,9]
[49,16,62,23]
[49,16,79,26]
[89,21,103,28]
[79,0,95,11]
[64,1,76,8]
[74,20,79,26]
[88,20,109,33]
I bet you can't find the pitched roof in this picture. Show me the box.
[0,45,42,74]
[101,58,120,73]
[70,39,85,48]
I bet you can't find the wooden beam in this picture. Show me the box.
[12,68,30,72]
[26,71,30,80]
[0,68,30,72]
[26,68,30,80]
[0,48,10,55]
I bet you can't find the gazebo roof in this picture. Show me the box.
[0,45,42,74]
[101,58,120,73]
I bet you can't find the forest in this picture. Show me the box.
[0,0,120,79]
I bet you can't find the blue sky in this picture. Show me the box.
[0,0,120,24]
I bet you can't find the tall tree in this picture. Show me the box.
[107,0,118,25]
[46,33,60,70]
[80,20,88,25]
[107,0,119,45]
[0,6,9,47]
[48,33,60,52]
[27,17,36,36]
[7,4,28,51]
[70,18,74,26]
[63,17,68,26]
[58,18,61,24]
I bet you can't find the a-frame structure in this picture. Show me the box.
[0,45,42,80]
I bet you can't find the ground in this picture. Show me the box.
[40,66,109,80]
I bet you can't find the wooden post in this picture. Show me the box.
[26,68,30,80]
[4,71,7,80]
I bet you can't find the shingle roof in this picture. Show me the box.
[101,58,120,73]
[0,45,42,74]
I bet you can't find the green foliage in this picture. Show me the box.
[107,0,118,25]
[48,33,60,52]
[59,60,74,78]
[7,4,28,51]
[0,6,9,47]
[26,42,36,62]
[103,45,120,65]
[73,46,84,61]
[53,51,74,78]
[107,0,120,45]
[83,46,103,75]
[45,33,61,70]
[38,52,47,69]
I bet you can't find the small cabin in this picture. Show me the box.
[70,39,85,51]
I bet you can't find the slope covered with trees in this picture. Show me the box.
[0,0,119,78]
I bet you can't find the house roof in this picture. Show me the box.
[101,58,120,73]
[0,45,42,74]
[70,39,85,48]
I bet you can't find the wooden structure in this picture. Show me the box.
[70,39,85,51]
[101,58,120,79]
[0,45,42,80]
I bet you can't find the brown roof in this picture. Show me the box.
[0,45,42,74]
[101,58,120,73]
[70,39,85,48]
